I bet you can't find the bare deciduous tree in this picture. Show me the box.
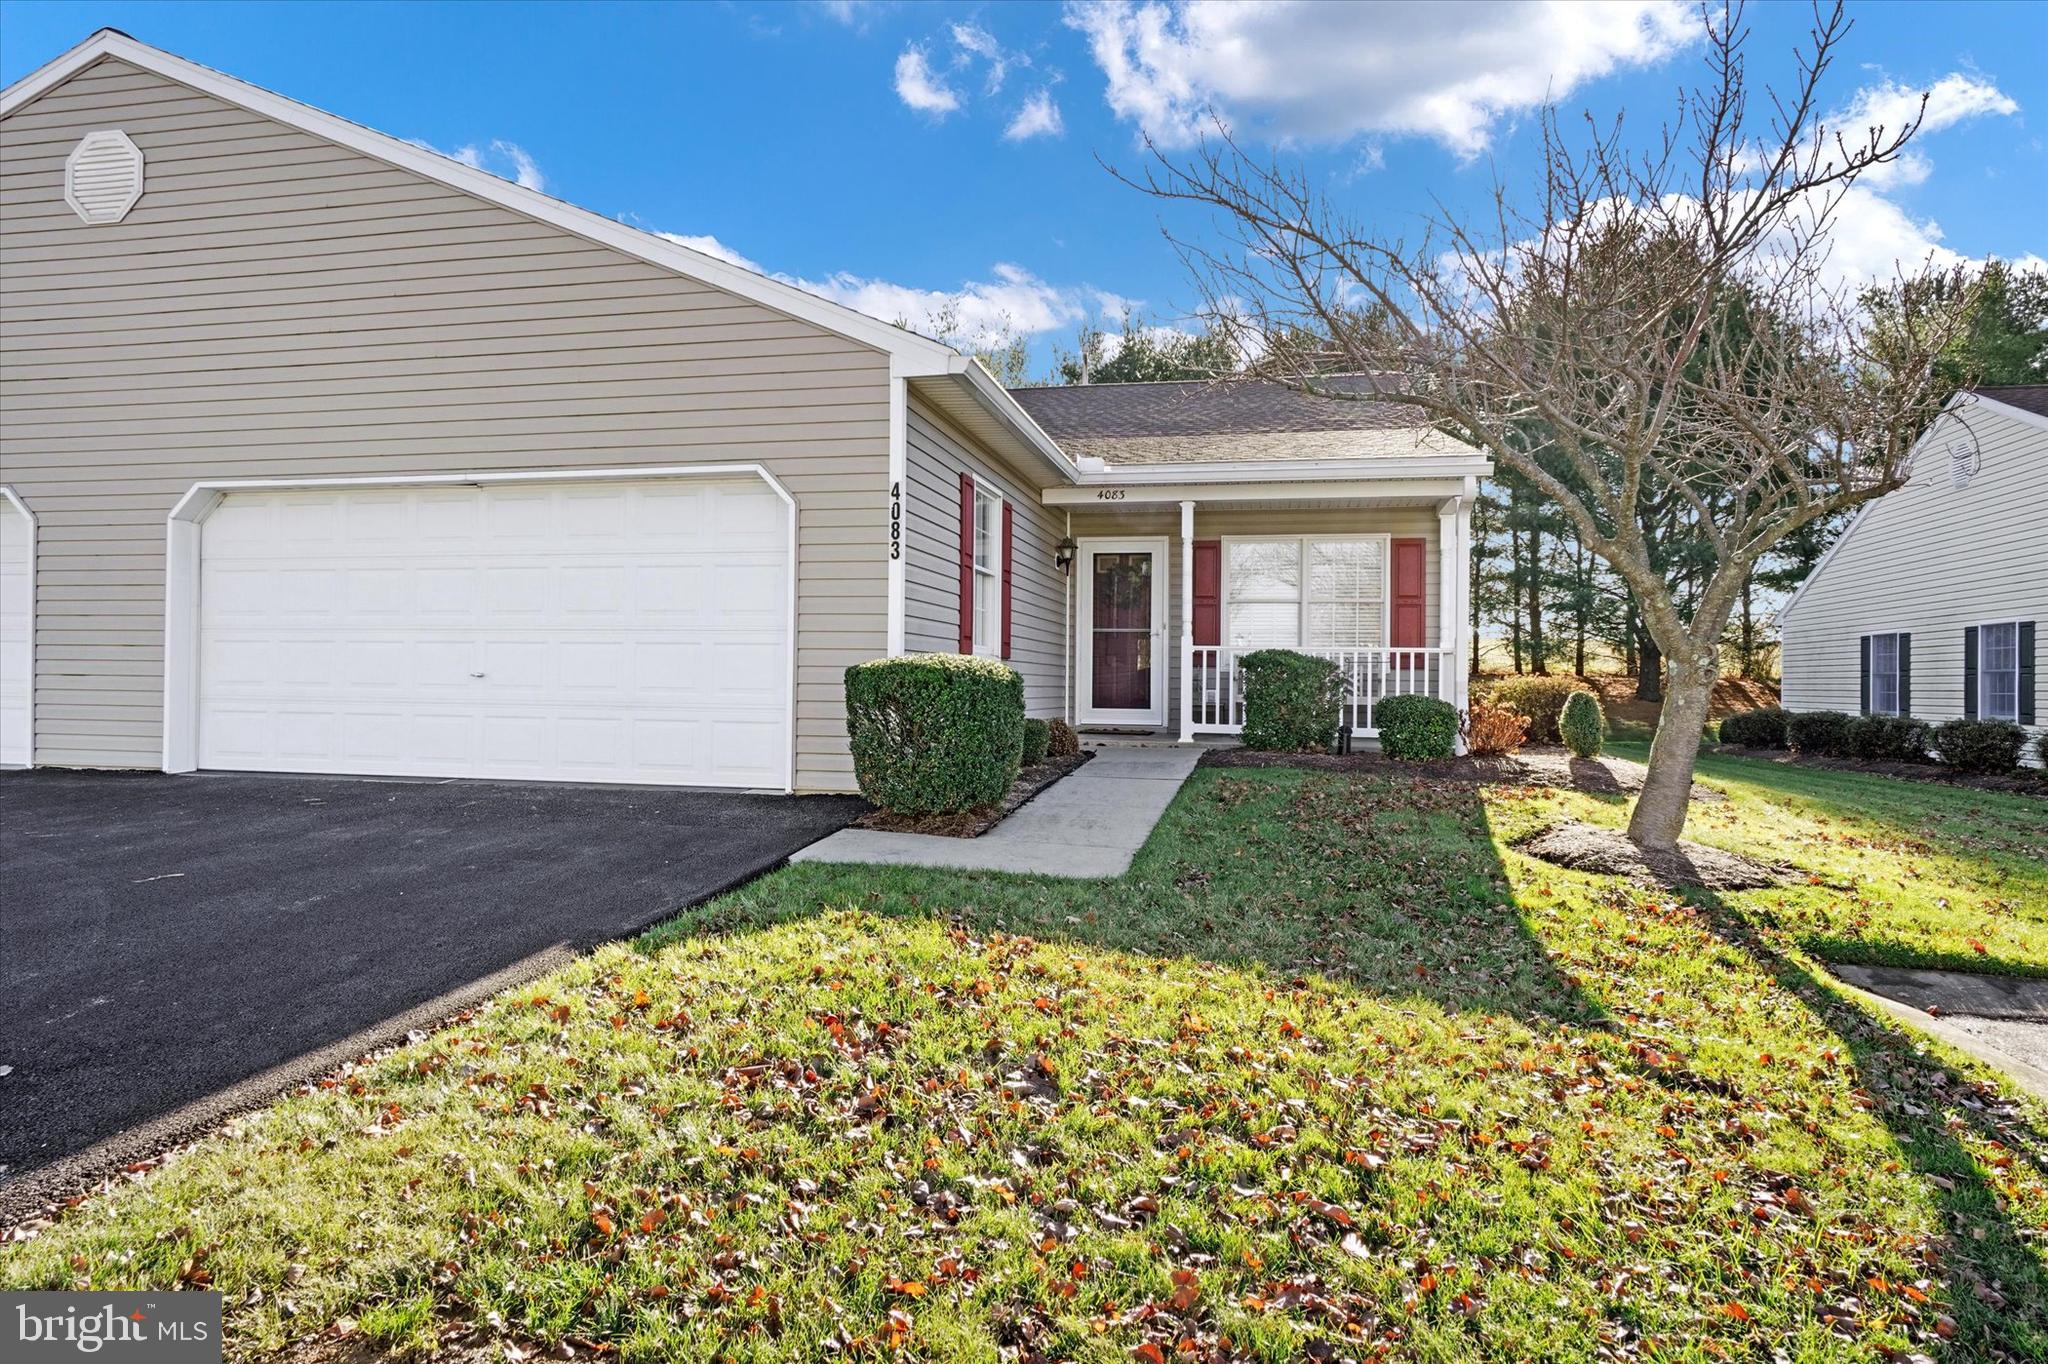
[1125,1,1978,850]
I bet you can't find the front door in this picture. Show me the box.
[1077,538,1167,726]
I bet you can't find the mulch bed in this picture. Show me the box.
[1201,745,1723,801]
[1514,821,1796,891]
[851,751,1093,839]
[1713,745,2048,797]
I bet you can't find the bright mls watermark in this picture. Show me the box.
[4,1293,221,1362]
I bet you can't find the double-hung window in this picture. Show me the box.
[971,487,1003,656]
[1980,621,2020,722]
[1224,538,1386,649]
[1865,633,1903,715]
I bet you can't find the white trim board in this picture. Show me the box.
[160,463,799,792]
[0,486,36,767]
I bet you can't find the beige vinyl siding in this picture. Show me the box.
[0,57,892,790]
[1780,402,2047,757]
[1066,504,1446,723]
[902,396,1066,715]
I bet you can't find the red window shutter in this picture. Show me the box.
[1390,537,1427,647]
[1000,501,1015,659]
[958,472,975,653]
[1192,539,1222,646]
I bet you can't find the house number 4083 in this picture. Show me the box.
[889,481,902,560]
[1095,488,1127,501]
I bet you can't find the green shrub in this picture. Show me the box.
[1930,719,2026,774]
[1717,706,1789,748]
[1239,649,1346,752]
[1021,717,1050,767]
[2036,731,2048,771]
[1786,709,1854,757]
[1375,694,1458,760]
[844,653,1024,814]
[1559,690,1605,758]
[1843,715,1930,763]
[1490,675,1595,744]
[1046,718,1081,758]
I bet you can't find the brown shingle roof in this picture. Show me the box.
[1005,376,1439,464]
[1977,385,2048,420]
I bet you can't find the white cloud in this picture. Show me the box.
[951,21,1013,94]
[406,137,545,192]
[894,46,962,115]
[651,231,1116,349]
[1829,72,2017,188]
[1005,90,1066,141]
[1064,0,1695,158]
[1835,72,2018,139]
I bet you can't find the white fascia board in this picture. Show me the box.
[0,30,957,367]
[1060,454,1491,488]
[899,356,1083,484]
[1974,392,2048,435]
[1042,476,1471,506]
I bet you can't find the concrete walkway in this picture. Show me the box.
[1830,964,2048,1102]
[791,743,1203,878]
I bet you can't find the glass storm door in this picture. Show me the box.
[1078,539,1167,725]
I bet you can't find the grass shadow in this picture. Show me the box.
[1684,883,2048,1357]
[650,767,1606,1031]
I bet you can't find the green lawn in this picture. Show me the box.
[5,760,2046,1362]
[1605,738,2048,977]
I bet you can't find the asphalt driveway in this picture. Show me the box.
[0,770,863,1183]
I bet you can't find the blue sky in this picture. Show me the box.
[3,0,2042,377]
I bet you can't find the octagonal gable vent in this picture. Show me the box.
[65,129,145,225]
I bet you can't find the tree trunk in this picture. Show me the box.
[1737,570,1756,680]
[1623,598,1638,676]
[1528,571,1547,675]
[1636,628,1663,703]
[1507,522,1524,673]
[1627,652,1716,850]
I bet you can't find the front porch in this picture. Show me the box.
[1044,474,1476,742]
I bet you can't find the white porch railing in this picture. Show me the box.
[1187,646,1457,736]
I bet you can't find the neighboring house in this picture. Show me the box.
[1779,386,2046,761]
[0,31,1488,793]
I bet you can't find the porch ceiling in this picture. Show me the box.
[1043,475,1474,509]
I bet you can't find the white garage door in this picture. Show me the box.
[196,477,789,787]
[0,493,30,766]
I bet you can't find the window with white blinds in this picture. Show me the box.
[1224,539,1386,649]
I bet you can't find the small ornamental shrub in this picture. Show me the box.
[1375,694,1458,761]
[1021,717,1051,767]
[1786,709,1854,757]
[844,653,1025,814]
[1046,718,1081,758]
[1717,706,1789,749]
[1490,675,1596,744]
[2036,731,2048,771]
[1463,701,1530,755]
[1931,718,2027,774]
[1843,715,1930,763]
[1239,649,1347,752]
[1559,690,1605,758]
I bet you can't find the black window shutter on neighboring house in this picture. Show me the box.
[2021,622,2037,725]
[1859,636,1871,714]
[1963,626,1979,719]
[1898,634,1911,716]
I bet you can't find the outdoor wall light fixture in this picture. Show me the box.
[1053,536,1077,574]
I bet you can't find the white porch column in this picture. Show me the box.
[1179,499,1195,742]
[1452,490,1475,716]
[1437,499,1458,702]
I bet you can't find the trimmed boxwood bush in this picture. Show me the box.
[1046,718,1081,758]
[1843,714,1930,763]
[1021,717,1050,767]
[1931,718,2027,774]
[1718,706,1789,748]
[1490,675,1595,744]
[844,653,1024,814]
[1559,690,1605,758]
[1239,648,1346,752]
[1786,709,1854,757]
[1376,694,1458,760]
